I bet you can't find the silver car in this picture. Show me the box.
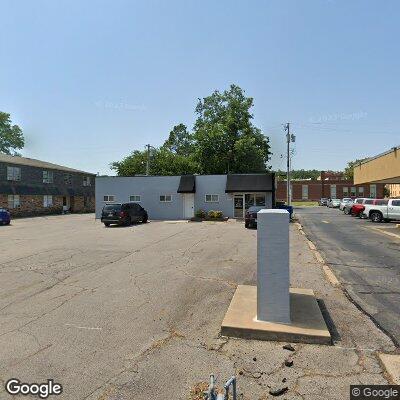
[339,197,353,210]
[328,198,341,208]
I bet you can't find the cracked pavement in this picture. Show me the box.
[0,214,396,399]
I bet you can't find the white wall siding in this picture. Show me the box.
[95,176,183,220]
[194,175,234,217]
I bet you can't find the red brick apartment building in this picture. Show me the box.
[276,171,385,202]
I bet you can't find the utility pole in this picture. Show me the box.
[284,123,295,205]
[145,144,155,176]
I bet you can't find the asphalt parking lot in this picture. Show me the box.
[0,214,395,399]
[296,206,400,345]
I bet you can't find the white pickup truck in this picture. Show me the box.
[363,199,400,222]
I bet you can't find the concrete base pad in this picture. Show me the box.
[221,285,332,345]
[379,353,400,384]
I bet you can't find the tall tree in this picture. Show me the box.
[344,159,367,180]
[111,84,271,176]
[193,84,270,173]
[162,123,194,157]
[0,112,24,155]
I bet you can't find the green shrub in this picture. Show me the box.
[195,209,206,218]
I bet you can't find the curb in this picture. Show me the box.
[378,353,400,384]
[295,222,340,288]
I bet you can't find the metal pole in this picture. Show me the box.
[285,123,290,205]
[145,144,150,176]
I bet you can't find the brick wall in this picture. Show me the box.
[0,195,95,217]
[0,195,63,217]
[277,180,385,202]
[72,196,95,213]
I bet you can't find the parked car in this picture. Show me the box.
[339,198,353,210]
[101,202,148,227]
[245,206,267,228]
[363,199,400,222]
[327,199,341,208]
[343,198,365,215]
[319,198,329,206]
[0,208,11,225]
[358,199,388,219]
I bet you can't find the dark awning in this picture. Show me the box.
[177,175,196,193]
[225,174,274,193]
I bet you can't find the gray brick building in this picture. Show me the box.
[0,154,96,217]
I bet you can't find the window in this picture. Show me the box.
[358,186,364,195]
[103,195,115,202]
[301,185,308,200]
[350,187,356,197]
[129,195,141,202]
[376,200,388,205]
[343,187,349,196]
[160,195,172,202]
[364,199,373,205]
[83,176,91,186]
[255,194,266,206]
[7,166,21,181]
[205,194,219,203]
[392,200,400,206]
[64,173,72,185]
[43,195,53,207]
[43,170,54,183]
[8,195,20,209]
[370,184,377,198]
[330,185,337,198]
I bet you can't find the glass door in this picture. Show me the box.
[234,195,244,218]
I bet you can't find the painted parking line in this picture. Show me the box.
[362,226,400,240]
[321,220,330,224]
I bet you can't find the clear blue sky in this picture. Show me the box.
[1,0,399,175]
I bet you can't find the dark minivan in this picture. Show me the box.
[101,203,148,227]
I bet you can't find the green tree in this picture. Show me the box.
[344,159,367,180]
[0,112,24,155]
[163,123,194,157]
[110,150,148,176]
[111,84,271,176]
[276,169,322,180]
[110,147,198,176]
[193,84,271,174]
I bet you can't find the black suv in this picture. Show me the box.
[101,203,148,227]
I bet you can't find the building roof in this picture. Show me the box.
[225,173,274,193]
[358,145,400,166]
[0,153,95,175]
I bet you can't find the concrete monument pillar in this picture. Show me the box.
[257,209,291,323]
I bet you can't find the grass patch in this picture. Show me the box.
[291,201,319,207]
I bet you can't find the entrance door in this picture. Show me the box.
[70,196,75,212]
[183,193,194,219]
[234,195,244,218]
